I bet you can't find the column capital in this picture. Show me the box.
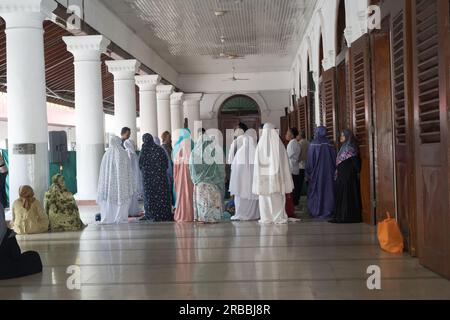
[156,85,174,100]
[170,92,184,104]
[0,0,57,29]
[135,74,161,91]
[63,35,110,62]
[183,93,203,104]
[106,59,141,81]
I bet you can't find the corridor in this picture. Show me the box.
[1,207,449,300]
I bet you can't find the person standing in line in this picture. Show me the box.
[329,129,362,224]
[286,128,301,206]
[97,135,135,224]
[297,130,310,202]
[253,123,294,224]
[189,132,225,224]
[161,131,175,207]
[229,123,259,221]
[120,127,131,148]
[139,134,173,222]
[124,139,143,217]
[173,129,195,222]
[306,126,337,219]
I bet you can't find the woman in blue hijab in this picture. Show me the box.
[306,126,337,219]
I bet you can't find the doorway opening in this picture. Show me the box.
[218,95,261,148]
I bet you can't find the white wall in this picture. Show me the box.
[289,0,371,125]
[198,91,289,131]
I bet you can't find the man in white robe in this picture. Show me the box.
[253,123,294,224]
[97,136,136,224]
[229,125,260,221]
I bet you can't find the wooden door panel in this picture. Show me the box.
[371,20,396,224]
[412,0,450,278]
[350,34,374,225]
[391,2,418,255]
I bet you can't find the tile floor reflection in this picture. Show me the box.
[0,205,449,300]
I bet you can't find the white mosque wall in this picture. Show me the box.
[198,90,290,131]
[290,0,371,125]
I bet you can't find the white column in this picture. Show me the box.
[63,35,110,201]
[0,0,57,203]
[170,92,184,132]
[183,93,203,134]
[156,85,174,137]
[135,75,161,138]
[106,59,141,143]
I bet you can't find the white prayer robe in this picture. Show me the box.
[229,132,260,221]
[253,123,294,224]
[97,136,136,224]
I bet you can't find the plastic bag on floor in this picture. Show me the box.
[377,212,404,254]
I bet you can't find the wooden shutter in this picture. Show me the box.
[412,0,450,278]
[350,34,374,225]
[391,2,418,255]
[320,68,337,143]
[297,97,308,136]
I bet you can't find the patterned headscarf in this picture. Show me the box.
[172,128,194,159]
[19,185,36,211]
[189,134,225,193]
[336,129,359,166]
[97,135,136,205]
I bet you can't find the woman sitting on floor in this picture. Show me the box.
[11,185,49,235]
[0,204,43,280]
[44,174,86,232]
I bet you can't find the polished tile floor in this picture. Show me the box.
[1,205,449,300]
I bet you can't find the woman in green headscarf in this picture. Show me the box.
[189,132,225,224]
[44,174,86,232]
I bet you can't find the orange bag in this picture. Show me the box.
[377,212,404,254]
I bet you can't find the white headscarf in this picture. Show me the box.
[227,128,245,165]
[0,204,6,244]
[97,136,136,205]
[229,131,258,200]
[253,123,294,195]
[124,139,143,195]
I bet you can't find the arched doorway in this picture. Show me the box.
[218,95,261,147]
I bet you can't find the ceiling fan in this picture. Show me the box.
[223,67,250,82]
[212,35,245,60]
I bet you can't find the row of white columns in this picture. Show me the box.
[0,0,203,202]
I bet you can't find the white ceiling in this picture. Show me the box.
[100,0,317,74]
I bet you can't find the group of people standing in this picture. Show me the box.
[286,125,362,223]
[98,123,362,226]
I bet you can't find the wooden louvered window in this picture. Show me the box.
[392,12,407,145]
[297,97,307,134]
[415,0,440,144]
[352,52,367,146]
[320,69,336,143]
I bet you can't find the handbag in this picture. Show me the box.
[377,212,404,254]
